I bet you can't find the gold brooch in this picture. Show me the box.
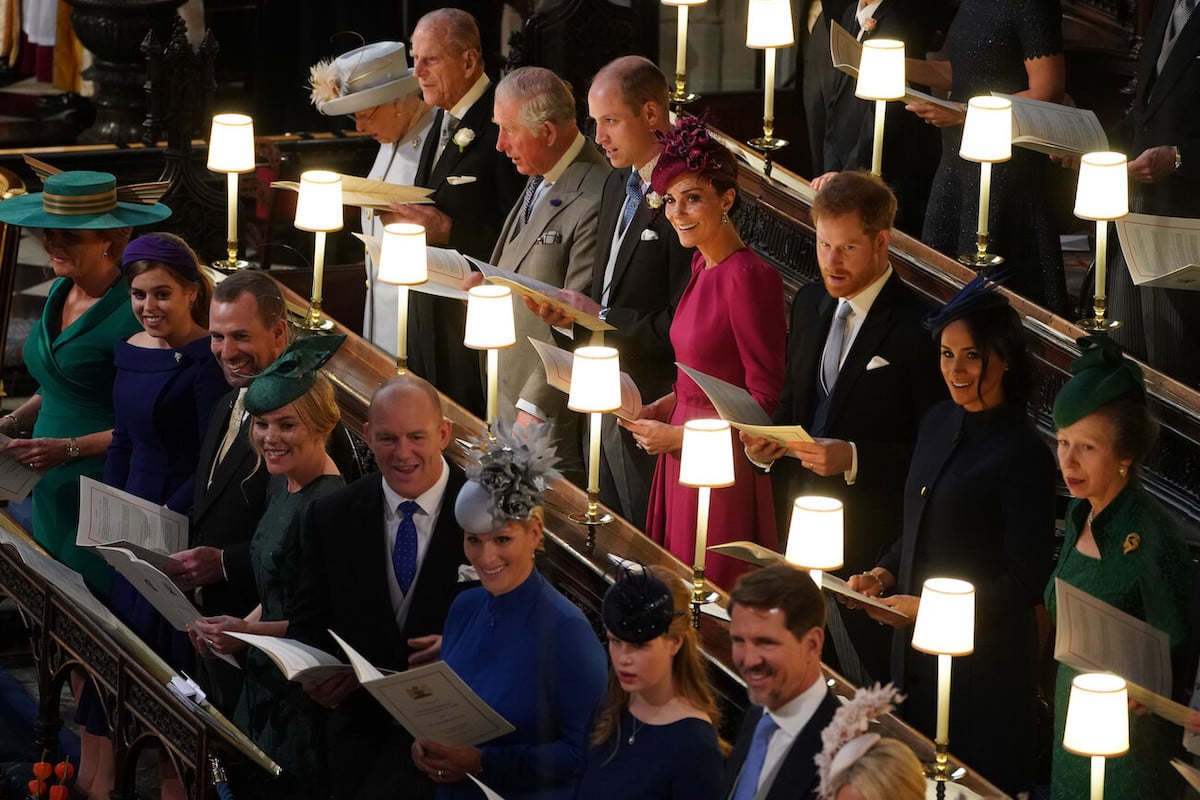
[1123,532,1141,555]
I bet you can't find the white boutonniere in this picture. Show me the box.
[453,128,476,152]
[646,191,663,209]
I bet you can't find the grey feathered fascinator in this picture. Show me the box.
[454,421,562,533]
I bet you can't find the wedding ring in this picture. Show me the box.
[437,770,445,779]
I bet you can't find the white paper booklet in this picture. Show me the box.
[992,93,1108,157]
[828,22,959,111]
[353,236,472,300]
[528,338,643,421]
[1116,212,1200,290]
[76,476,187,557]
[272,174,434,210]
[677,365,812,452]
[470,257,614,333]
[0,434,43,502]
[225,632,353,682]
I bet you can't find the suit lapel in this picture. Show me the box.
[796,296,837,424]
[822,277,901,427]
[193,391,237,520]
[764,690,840,800]
[430,86,495,187]
[607,193,657,299]
[414,109,444,187]
[1147,13,1200,118]
[591,168,631,298]
[501,161,587,271]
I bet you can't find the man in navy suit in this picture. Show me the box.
[724,564,839,800]
[742,172,943,684]
[291,374,470,800]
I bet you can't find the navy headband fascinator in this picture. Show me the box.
[121,234,203,282]
[922,270,1009,334]
[454,420,562,534]
[602,567,681,644]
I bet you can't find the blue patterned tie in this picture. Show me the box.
[392,500,421,595]
[620,170,642,234]
[521,176,545,225]
[731,712,778,800]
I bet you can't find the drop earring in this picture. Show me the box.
[720,211,730,225]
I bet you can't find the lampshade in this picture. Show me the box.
[1063,673,1130,757]
[464,285,516,349]
[855,39,905,101]
[567,346,621,413]
[207,113,255,173]
[746,0,795,48]
[662,0,706,5]
[378,223,428,285]
[911,577,976,656]
[959,97,1012,164]
[679,419,735,488]
[1074,152,1129,221]
[294,170,344,233]
[784,496,844,570]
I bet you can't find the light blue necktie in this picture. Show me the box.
[620,170,642,234]
[821,301,853,394]
[731,712,778,800]
[392,500,421,595]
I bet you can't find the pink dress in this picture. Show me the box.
[645,248,786,588]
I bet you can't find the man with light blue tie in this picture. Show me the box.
[724,564,839,800]
[289,374,470,800]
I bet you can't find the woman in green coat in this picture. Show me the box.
[1045,335,1189,799]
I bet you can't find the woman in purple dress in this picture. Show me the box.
[622,117,786,588]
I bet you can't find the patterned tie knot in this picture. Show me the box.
[399,499,421,518]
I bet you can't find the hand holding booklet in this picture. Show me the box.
[528,339,643,421]
[676,363,813,450]
[0,434,43,502]
[469,257,614,333]
[827,22,959,111]
[76,476,188,560]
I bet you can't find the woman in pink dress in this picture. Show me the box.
[621,117,786,588]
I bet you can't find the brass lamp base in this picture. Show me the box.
[924,741,967,787]
[569,491,614,556]
[690,567,719,629]
[1077,297,1122,332]
[213,257,250,272]
[958,233,1004,268]
[748,135,789,152]
[670,73,698,111]
[297,301,334,331]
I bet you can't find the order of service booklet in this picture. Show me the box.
[528,338,643,421]
[676,363,813,451]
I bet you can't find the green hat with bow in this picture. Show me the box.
[1052,335,1145,429]
[244,334,345,416]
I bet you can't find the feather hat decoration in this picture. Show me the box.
[814,683,904,800]
[454,420,562,533]
[921,269,1010,334]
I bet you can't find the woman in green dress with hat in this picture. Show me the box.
[192,334,346,800]
[1045,335,1190,798]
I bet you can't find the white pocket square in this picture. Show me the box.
[446,176,477,186]
[640,229,659,241]
[866,356,891,371]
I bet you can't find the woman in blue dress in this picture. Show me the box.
[412,423,608,800]
[577,566,722,800]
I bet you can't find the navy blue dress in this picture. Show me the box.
[439,570,607,800]
[576,711,721,800]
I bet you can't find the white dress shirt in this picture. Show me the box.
[380,456,450,630]
[753,675,829,795]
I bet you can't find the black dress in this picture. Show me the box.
[878,401,1056,795]
[921,0,1068,314]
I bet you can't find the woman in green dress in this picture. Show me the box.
[0,170,169,594]
[192,335,346,800]
[1045,335,1189,799]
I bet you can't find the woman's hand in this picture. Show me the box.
[903,101,965,129]
[4,437,71,470]
[866,594,918,627]
[412,739,482,783]
[639,394,676,424]
[191,616,250,655]
[619,418,683,456]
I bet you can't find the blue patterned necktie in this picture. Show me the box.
[821,301,854,394]
[392,500,421,595]
[620,170,642,234]
[521,176,545,225]
[731,712,778,800]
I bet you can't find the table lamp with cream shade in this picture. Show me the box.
[958,96,1012,268]
[679,418,735,627]
[662,0,705,110]
[854,39,906,177]
[1074,151,1129,332]
[1063,673,1129,800]
[207,113,255,271]
[464,285,517,438]
[784,496,844,588]
[376,223,428,374]
[911,577,976,783]
[567,346,620,544]
[746,0,795,158]
[294,170,343,330]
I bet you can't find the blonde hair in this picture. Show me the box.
[248,374,341,470]
[831,738,925,800]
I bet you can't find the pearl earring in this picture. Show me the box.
[1119,465,1128,477]
[720,211,730,225]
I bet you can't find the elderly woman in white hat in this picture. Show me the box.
[309,41,433,353]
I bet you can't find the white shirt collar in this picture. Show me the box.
[635,152,662,188]
[843,265,892,320]
[448,73,491,122]
[857,1,884,33]
[381,455,450,517]
[543,132,586,184]
[765,672,829,737]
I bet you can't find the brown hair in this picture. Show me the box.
[122,232,213,327]
[213,269,286,328]
[593,56,670,120]
[810,171,897,236]
[830,738,925,800]
[1093,397,1159,474]
[728,563,827,641]
[590,566,721,755]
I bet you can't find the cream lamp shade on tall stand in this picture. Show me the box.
[746,0,795,162]
[911,577,976,784]
[294,170,343,331]
[854,39,906,177]
[679,418,735,627]
[1063,673,1129,800]
[377,223,428,373]
[662,0,706,110]
[1074,152,1128,332]
[464,285,516,438]
[207,113,255,271]
[567,346,620,543]
[784,496,844,588]
[958,96,1012,268]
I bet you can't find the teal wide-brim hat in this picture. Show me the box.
[1052,335,1146,429]
[244,334,346,416]
[0,170,171,229]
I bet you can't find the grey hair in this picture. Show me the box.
[496,66,576,134]
[415,8,481,55]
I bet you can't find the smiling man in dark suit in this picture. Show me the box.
[290,374,469,800]
[725,564,838,800]
[387,8,525,417]
[742,172,943,684]
[529,56,691,526]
